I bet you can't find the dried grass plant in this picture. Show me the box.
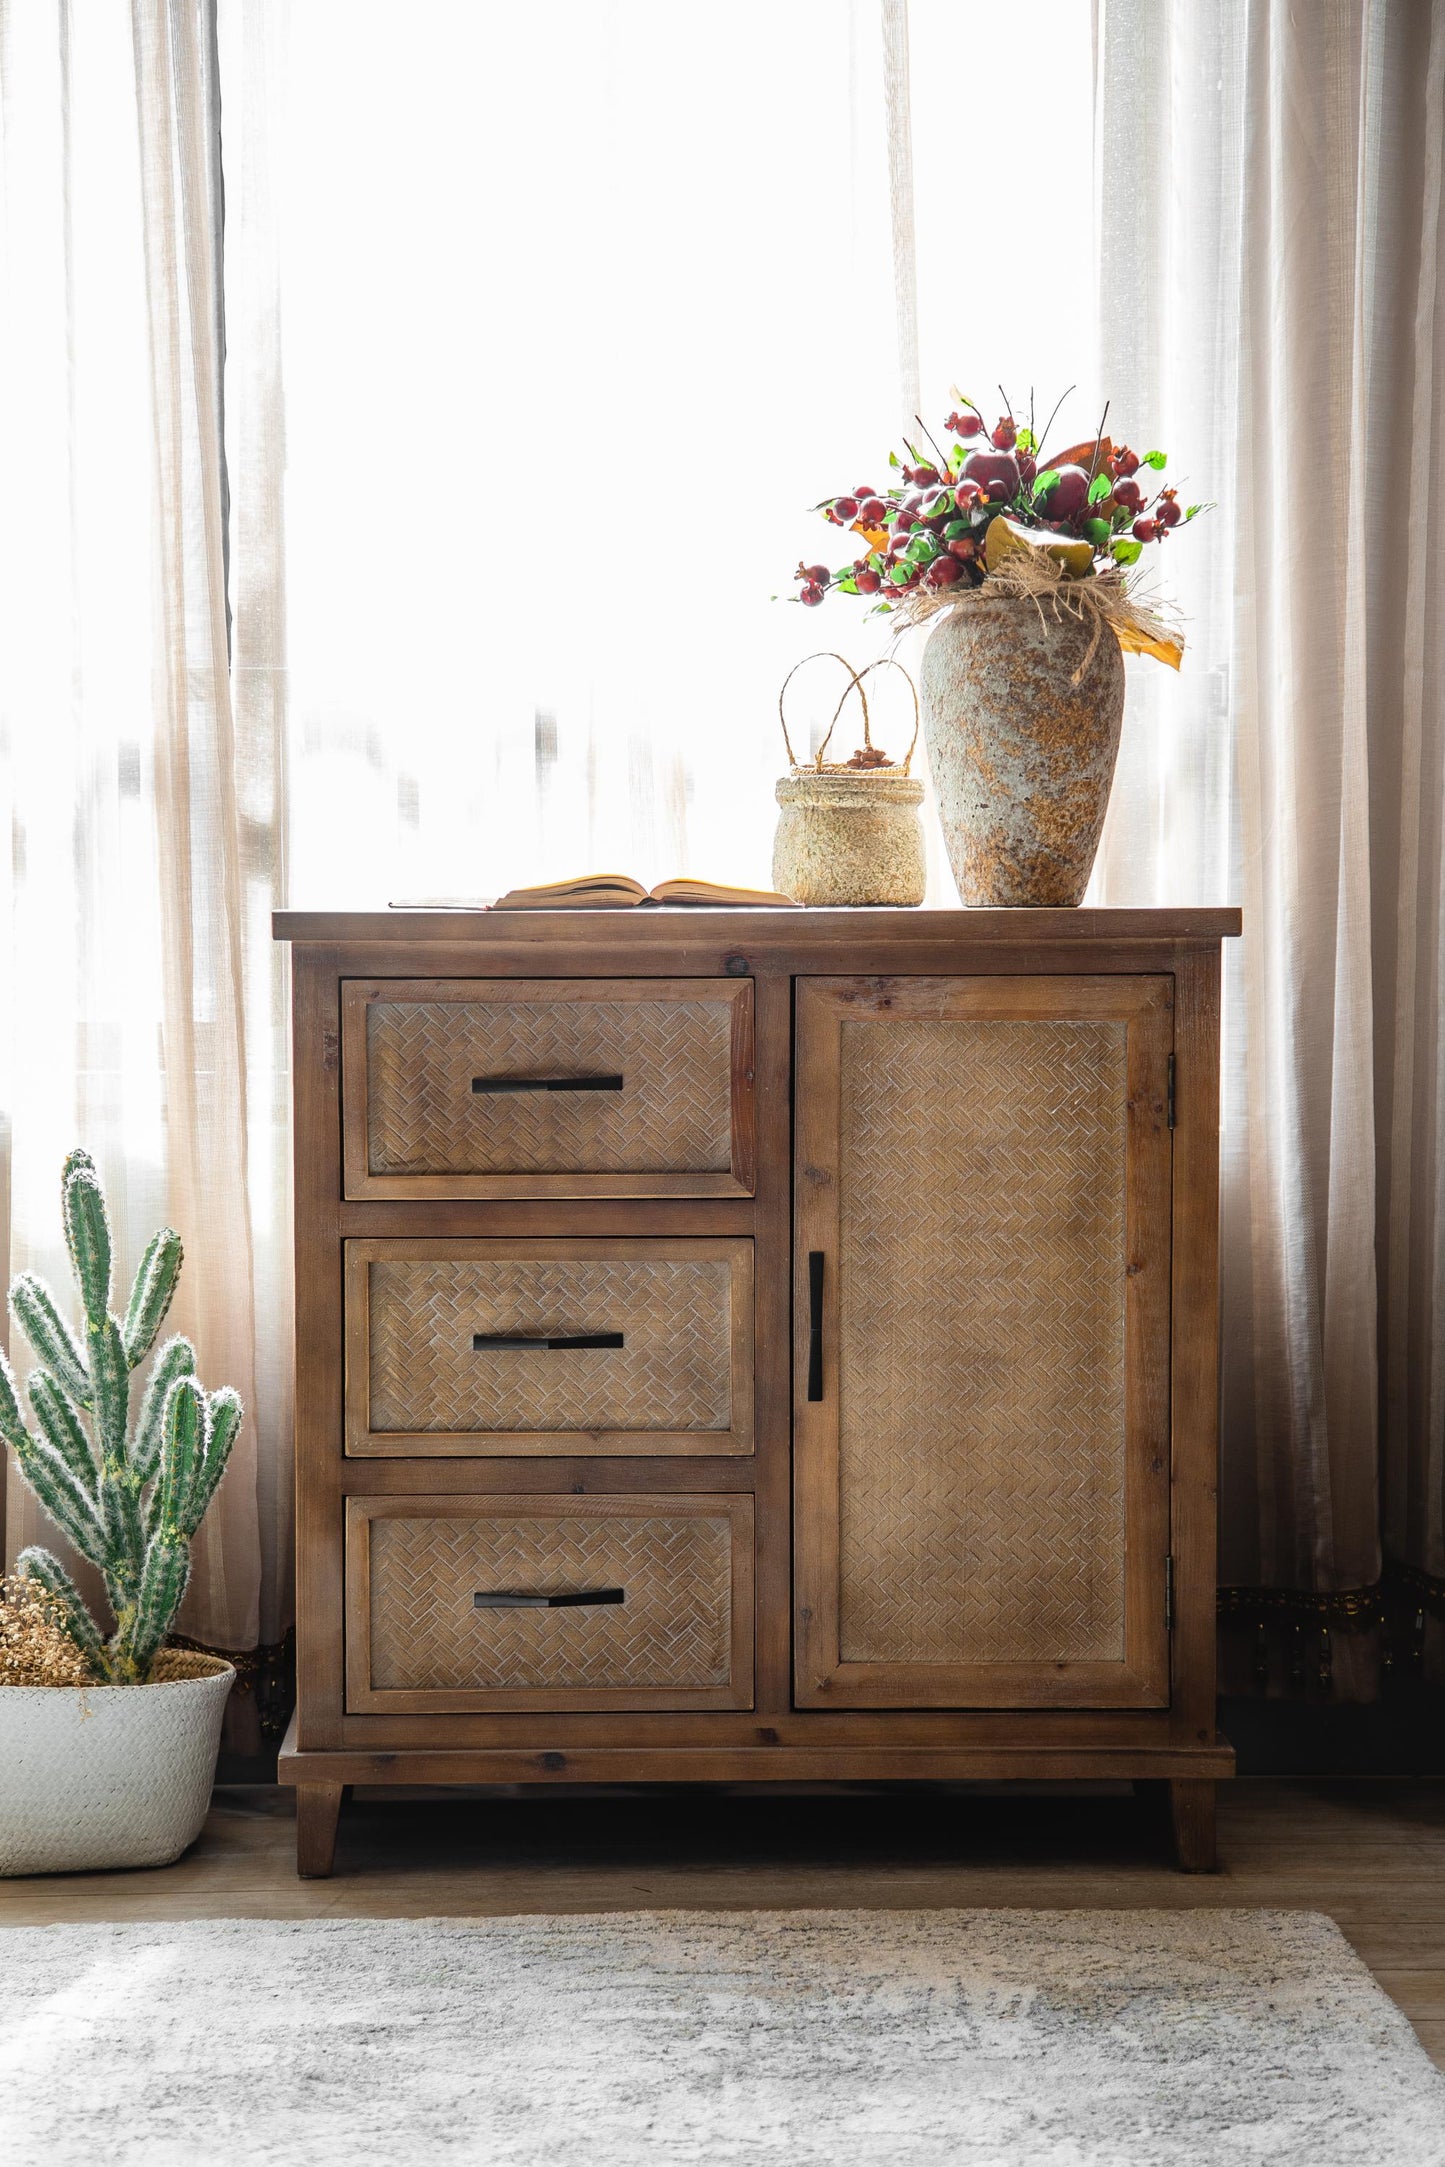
[0,1571,96,1687]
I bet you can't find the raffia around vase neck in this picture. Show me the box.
[889,551,1185,678]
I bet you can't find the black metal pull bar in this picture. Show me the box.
[472,1332,624,1352]
[807,1250,824,1401]
[471,1074,624,1094]
[473,1588,626,1610]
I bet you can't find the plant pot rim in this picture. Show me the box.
[776,771,925,804]
[0,1652,235,1696]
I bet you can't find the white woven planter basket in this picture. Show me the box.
[0,1653,233,1876]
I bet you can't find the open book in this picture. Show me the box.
[489,873,798,911]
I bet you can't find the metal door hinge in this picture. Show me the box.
[1165,1554,1175,1632]
[1166,1054,1176,1129]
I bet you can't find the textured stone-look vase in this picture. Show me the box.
[920,591,1126,906]
[772,771,926,906]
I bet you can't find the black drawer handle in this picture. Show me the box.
[472,1332,624,1352]
[473,1588,625,1610]
[472,1074,624,1094]
[807,1250,824,1401]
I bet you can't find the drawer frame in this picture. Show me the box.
[341,976,756,1200]
[345,1491,756,1713]
[343,1236,755,1457]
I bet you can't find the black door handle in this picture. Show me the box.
[471,1074,623,1094]
[472,1333,624,1352]
[807,1250,824,1401]
[473,1588,625,1610]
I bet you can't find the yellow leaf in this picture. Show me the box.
[851,521,890,553]
[1117,624,1184,669]
[984,515,1093,580]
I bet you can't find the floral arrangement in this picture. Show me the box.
[791,389,1204,646]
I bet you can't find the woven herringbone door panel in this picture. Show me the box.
[793,973,1173,1710]
[347,1497,754,1711]
[837,1016,1129,1667]
[342,980,754,1197]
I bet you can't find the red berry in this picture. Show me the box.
[857,498,887,525]
[946,410,984,437]
[894,508,917,532]
[992,416,1017,450]
[911,464,941,487]
[1131,517,1159,542]
[855,569,881,594]
[1112,446,1141,478]
[1045,463,1091,519]
[962,448,1021,501]
[833,496,859,522]
[799,581,825,606]
[1157,494,1183,527]
[924,555,963,588]
[1112,475,1144,510]
[947,537,976,561]
[1017,453,1037,486]
[802,564,831,585]
[954,479,982,508]
[852,484,877,500]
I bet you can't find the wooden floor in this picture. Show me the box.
[2,1779,1441,2067]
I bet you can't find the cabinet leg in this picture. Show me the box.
[1168,1779,1217,1873]
[296,1782,345,1878]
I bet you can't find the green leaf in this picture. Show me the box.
[943,520,968,540]
[1185,503,1205,520]
[888,449,900,468]
[836,576,859,594]
[1083,517,1112,547]
[1110,537,1144,565]
[1016,426,1037,453]
[1142,450,1167,470]
[888,563,912,586]
[1087,473,1111,504]
[868,551,886,572]
[1032,468,1061,499]
[948,443,966,470]
[904,532,938,564]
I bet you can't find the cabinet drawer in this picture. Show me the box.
[346,1494,754,1712]
[345,1238,754,1457]
[341,978,754,1199]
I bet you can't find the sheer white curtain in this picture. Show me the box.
[1092,0,1445,1634]
[5,0,1442,1660]
[0,0,289,1650]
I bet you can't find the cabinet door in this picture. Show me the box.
[794,974,1173,1710]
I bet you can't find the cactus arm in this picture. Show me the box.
[121,1229,183,1368]
[134,1334,196,1485]
[27,1369,99,1490]
[0,1344,30,1450]
[9,1274,91,1408]
[16,1546,109,1679]
[156,1375,205,1531]
[12,1430,109,1570]
[58,1148,96,1279]
[63,1164,113,1330]
[118,1533,190,1680]
[183,1386,244,1535]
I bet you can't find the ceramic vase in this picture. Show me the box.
[920,591,1126,906]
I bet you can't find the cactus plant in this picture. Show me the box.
[0,1149,243,1684]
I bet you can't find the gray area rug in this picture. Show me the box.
[1,1908,1441,2165]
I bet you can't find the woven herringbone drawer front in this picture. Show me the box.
[347,1495,754,1711]
[341,978,754,1198]
[345,1238,754,1455]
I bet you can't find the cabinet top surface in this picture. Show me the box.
[274,905,1241,947]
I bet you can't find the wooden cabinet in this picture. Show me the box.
[276,906,1239,1878]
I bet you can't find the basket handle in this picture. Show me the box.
[846,656,922,774]
[778,652,870,772]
